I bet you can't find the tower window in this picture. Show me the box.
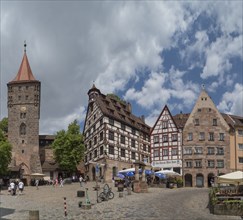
[18,86,21,91]
[20,123,26,135]
[20,113,26,119]
[22,150,24,154]
[18,96,21,101]
[22,140,25,144]
[25,95,29,100]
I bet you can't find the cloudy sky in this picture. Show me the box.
[0,1,242,134]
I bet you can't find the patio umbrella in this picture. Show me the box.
[155,170,181,176]
[155,173,166,179]
[145,170,154,175]
[125,171,135,177]
[116,173,125,179]
[30,173,45,177]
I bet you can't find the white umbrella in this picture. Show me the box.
[118,168,135,173]
[155,170,181,176]
[217,171,243,185]
[30,173,45,177]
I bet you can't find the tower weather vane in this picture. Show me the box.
[24,41,27,53]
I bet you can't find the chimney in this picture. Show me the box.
[179,111,183,119]
[140,115,145,122]
[127,102,132,113]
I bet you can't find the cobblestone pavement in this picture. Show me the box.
[0,182,241,220]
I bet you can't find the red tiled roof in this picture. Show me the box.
[173,113,190,129]
[92,91,151,133]
[10,53,37,83]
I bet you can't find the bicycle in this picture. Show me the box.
[97,184,114,203]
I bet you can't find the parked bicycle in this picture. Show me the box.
[97,184,114,203]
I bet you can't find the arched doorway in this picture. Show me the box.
[208,173,215,187]
[196,173,204,187]
[92,166,96,181]
[184,174,192,187]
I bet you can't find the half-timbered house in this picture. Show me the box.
[150,105,183,174]
[83,85,151,182]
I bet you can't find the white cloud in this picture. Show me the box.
[201,35,242,79]
[124,67,200,114]
[217,83,243,116]
[40,106,86,134]
[1,1,242,134]
[124,71,169,108]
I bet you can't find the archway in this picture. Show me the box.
[207,173,215,187]
[196,173,204,187]
[184,173,192,187]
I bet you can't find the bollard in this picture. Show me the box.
[127,187,132,195]
[29,210,39,220]
[119,192,123,198]
[64,197,67,217]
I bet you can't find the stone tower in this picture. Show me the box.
[7,44,42,181]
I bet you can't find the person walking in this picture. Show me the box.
[10,181,16,195]
[35,179,39,190]
[55,178,59,187]
[60,178,64,187]
[79,176,83,187]
[18,180,24,195]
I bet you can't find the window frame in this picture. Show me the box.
[108,130,114,140]
[108,145,115,155]
[162,148,169,156]
[121,148,126,157]
[188,133,193,141]
[153,135,159,144]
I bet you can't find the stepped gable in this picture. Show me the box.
[95,93,150,133]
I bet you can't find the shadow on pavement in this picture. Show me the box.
[0,207,15,220]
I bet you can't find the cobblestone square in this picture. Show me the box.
[0,182,241,220]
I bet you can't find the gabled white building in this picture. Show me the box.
[150,105,186,174]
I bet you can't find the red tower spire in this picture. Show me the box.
[10,42,37,82]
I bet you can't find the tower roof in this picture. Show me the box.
[10,52,37,83]
[87,84,101,95]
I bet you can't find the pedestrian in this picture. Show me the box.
[35,179,39,190]
[55,178,59,187]
[10,181,15,195]
[8,183,11,195]
[60,178,64,187]
[79,176,83,187]
[18,180,24,195]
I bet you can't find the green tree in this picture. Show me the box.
[0,117,8,134]
[52,120,84,173]
[0,129,12,176]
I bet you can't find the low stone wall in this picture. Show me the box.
[208,191,243,216]
[212,203,243,216]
